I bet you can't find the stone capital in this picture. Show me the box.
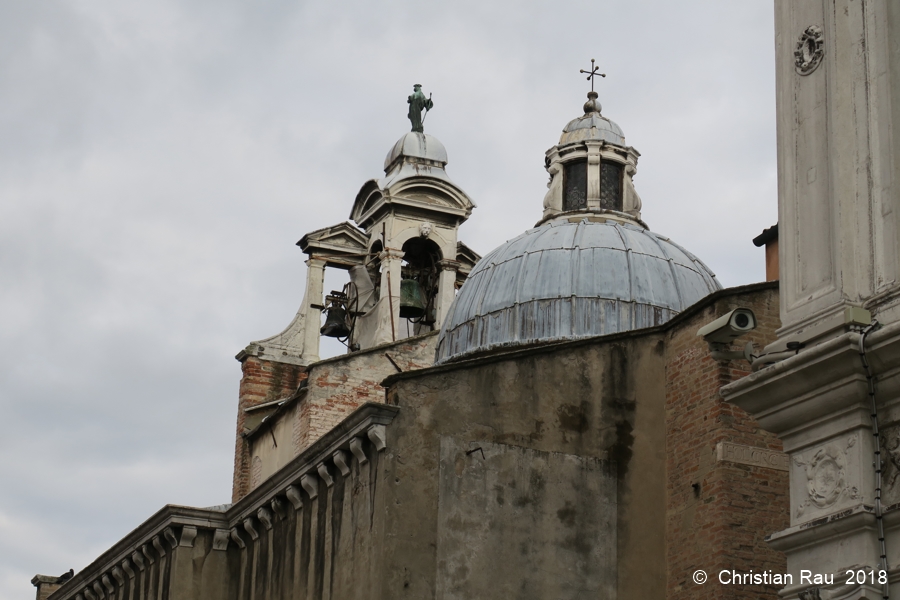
[305,257,327,270]
[379,248,405,262]
[438,259,461,272]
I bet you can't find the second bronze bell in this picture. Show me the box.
[399,279,426,319]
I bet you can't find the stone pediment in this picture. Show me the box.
[297,222,368,266]
[455,241,481,275]
[351,174,475,230]
[454,241,481,285]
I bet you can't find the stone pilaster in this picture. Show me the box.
[585,141,603,210]
[301,258,326,363]
[774,0,900,346]
[375,249,404,345]
[435,259,460,328]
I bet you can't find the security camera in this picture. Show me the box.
[697,309,757,344]
[697,308,757,362]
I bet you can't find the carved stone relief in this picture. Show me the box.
[794,26,824,75]
[794,436,859,518]
[798,588,821,600]
[880,426,900,504]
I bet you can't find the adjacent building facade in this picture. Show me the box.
[724,2,900,600]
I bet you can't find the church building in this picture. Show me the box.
[35,4,900,597]
[31,76,789,600]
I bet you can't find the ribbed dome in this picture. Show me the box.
[559,91,626,145]
[560,113,625,145]
[384,132,448,172]
[435,219,721,363]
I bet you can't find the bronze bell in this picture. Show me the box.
[399,279,426,319]
[320,306,351,338]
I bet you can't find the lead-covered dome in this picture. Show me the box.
[559,91,626,145]
[384,132,448,172]
[435,219,721,363]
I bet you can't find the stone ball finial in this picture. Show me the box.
[583,91,602,114]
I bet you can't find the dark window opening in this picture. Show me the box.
[563,160,588,211]
[600,161,623,211]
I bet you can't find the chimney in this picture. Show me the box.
[32,570,73,600]
[752,223,778,282]
[31,576,62,600]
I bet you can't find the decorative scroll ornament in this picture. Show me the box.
[794,26,824,75]
[794,439,859,517]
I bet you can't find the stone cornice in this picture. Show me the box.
[48,505,229,600]
[309,330,437,370]
[722,320,900,436]
[766,504,877,552]
[533,208,648,230]
[232,402,398,519]
[49,402,400,600]
[387,281,778,385]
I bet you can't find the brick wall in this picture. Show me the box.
[665,284,788,600]
[294,332,436,453]
[232,356,306,502]
[238,332,438,499]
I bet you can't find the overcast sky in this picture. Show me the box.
[0,1,777,598]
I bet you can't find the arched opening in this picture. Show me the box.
[400,237,442,334]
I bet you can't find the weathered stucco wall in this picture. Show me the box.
[377,282,786,600]
[381,332,668,599]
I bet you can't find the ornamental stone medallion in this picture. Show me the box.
[793,437,859,519]
[794,25,824,75]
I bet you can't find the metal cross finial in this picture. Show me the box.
[579,58,606,92]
